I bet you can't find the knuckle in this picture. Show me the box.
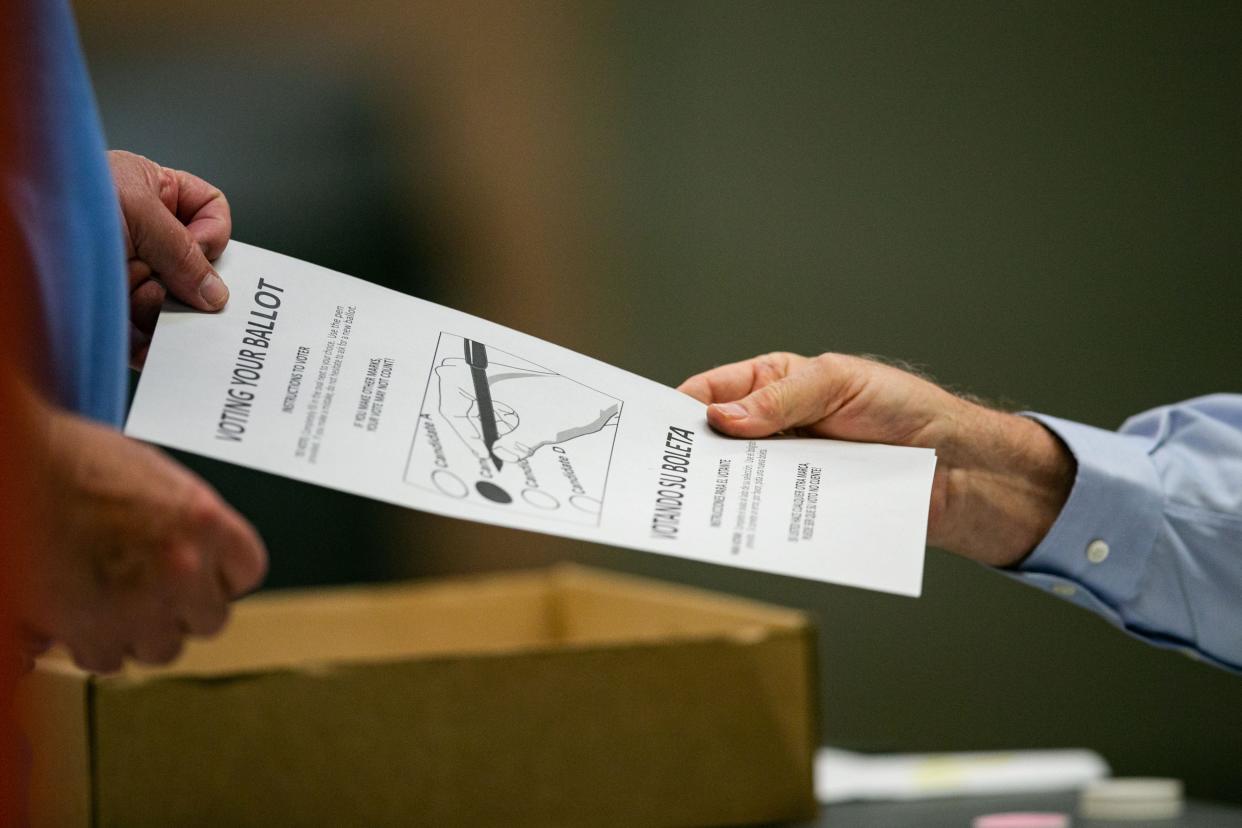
[160,540,203,580]
[95,538,152,590]
[756,352,786,372]
[200,601,231,636]
[811,352,857,386]
[157,165,176,194]
[136,156,163,190]
[76,644,123,674]
[174,236,206,278]
[182,485,225,533]
[185,592,231,636]
[134,634,183,665]
[811,352,841,370]
[755,352,800,382]
[69,645,97,671]
[751,387,785,421]
[129,611,186,663]
[156,635,185,664]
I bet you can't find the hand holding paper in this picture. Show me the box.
[127,243,937,595]
[20,400,265,673]
[680,353,1074,568]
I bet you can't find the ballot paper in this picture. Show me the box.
[127,242,936,595]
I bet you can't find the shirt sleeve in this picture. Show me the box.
[1010,394,1242,672]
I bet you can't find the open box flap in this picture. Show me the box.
[83,565,812,682]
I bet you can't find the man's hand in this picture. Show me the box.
[678,352,1075,567]
[108,150,232,368]
[18,405,267,673]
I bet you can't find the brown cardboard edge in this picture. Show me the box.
[230,566,556,612]
[102,566,816,684]
[91,625,816,696]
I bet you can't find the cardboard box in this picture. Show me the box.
[18,565,818,827]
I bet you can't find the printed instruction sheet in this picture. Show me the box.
[127,242,937,596]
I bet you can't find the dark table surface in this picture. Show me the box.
[776,791,1242,827]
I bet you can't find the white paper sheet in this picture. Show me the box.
[126,242,936,595]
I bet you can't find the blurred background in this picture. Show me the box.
[80,0,1241,802]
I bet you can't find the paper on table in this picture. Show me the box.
[126,242,936,595]
[814,747,1110,802]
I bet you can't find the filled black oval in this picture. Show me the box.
[475,480,513,504]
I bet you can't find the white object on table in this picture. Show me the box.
[815,746,1110,803]
[1080,777,1184,820]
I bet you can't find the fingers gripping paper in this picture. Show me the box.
[126,243,936,595]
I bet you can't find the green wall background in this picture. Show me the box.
[573,0,1242,801]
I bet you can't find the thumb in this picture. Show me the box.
[706,355,849,438]
[129,191,230,311]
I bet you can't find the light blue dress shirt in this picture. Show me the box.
[1015,395,1242,672]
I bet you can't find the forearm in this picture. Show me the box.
[1,371,57,641]
[929,402,1075,567]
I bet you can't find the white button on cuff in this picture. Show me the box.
[1086,539,1110,564]
[1052,583,1077,597]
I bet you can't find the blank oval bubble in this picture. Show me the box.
[431,469,469,498]
[475,480,513,504]
[569,494,602,514]
[521,489,560,510]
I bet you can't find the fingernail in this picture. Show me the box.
[713,402,748,419]
[199,271,229,308]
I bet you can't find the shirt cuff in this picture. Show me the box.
[1012,413,1165,607]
